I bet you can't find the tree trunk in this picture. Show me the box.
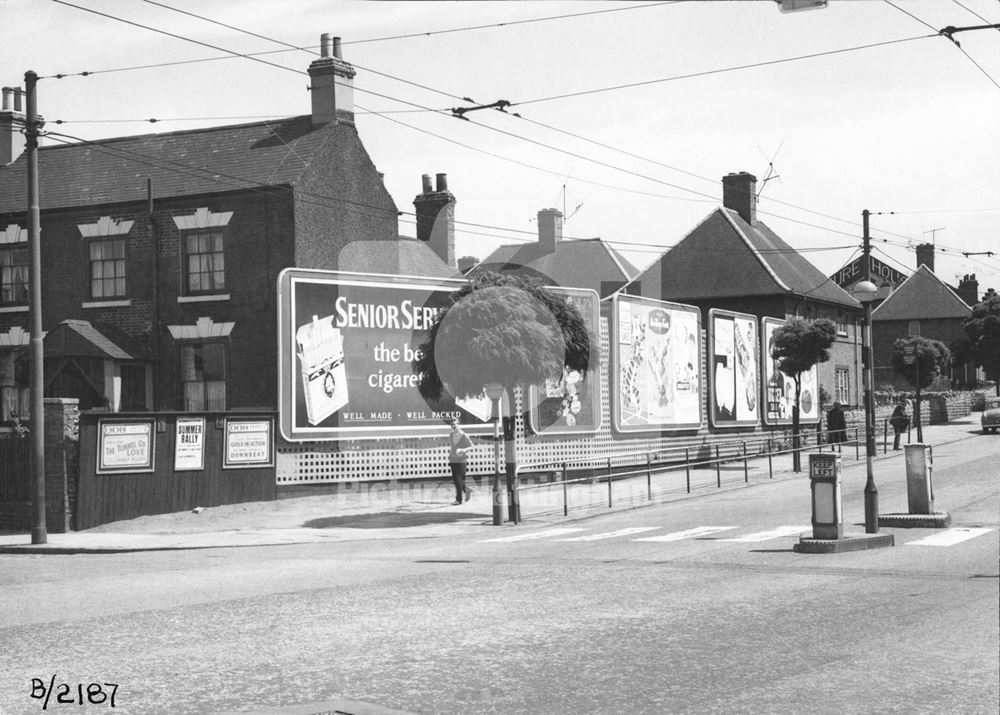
[792,375,802,472]
[503,386,520,523]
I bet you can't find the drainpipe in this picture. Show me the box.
[148,178,159,409]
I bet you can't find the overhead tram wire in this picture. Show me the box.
[884,0,1000,90]
[46,1,954,250]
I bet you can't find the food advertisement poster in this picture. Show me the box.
[173,417,205,471]
[278,269,490,442]
[612,295,702,432]
[709,309,760,427]
[761,316,820,425]
[97,420,154,474]
[527,287,602,435]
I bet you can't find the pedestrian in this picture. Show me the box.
[826,402,846,451]
[447,418,474,505]
[889,403,910,451]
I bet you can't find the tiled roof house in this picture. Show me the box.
[474,208,639,298]
[629,172,865,408]
[0,35,454,417]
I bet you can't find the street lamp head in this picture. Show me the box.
[854,280,879,303]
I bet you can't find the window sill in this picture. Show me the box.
[82,299,131,309]
[0,305,29,314]
[178,294,231,304]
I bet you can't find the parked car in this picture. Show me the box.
[982,397,1000,434]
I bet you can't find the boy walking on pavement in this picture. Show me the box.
[448,418,474,505]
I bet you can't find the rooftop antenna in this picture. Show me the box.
[923,227,945,245]
[756,140,784,198]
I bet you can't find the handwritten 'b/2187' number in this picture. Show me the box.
[30,676,118,709]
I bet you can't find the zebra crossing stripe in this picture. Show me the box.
[905,527,994,547]
[558,527,662,542]
[718,525,809,542]
[480,528,587,543]
[633,526,737,542]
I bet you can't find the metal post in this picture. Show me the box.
[743,442,748,482]
[767,438,773,478]
[855,427,860,460]
[562,463,568,517]
[862,209,879,534]
[715,445,721,488]
[646,453,652,500]
[685,447,691,493]
[883,419,888,454]
[607,457,612,508]
[25,71,46,545]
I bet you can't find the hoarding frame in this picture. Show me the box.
[761,316,821,426]
[611,294,703,433]
[708,308,761,428]
[223,417,275,469]
[96,419,155,475]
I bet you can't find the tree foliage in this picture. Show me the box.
[890,336,951,391]
[412,270,591,402]
[963,293,1000,392]
[770,317,838,377]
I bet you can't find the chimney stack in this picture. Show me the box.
[308,33,355,126]
[915,243,935,272]
[1,87,26,165]
[457,256,479,274]
[958,273,979,306]
[722,172,757,225]
[537,208,563,254]
[414,173,456,267]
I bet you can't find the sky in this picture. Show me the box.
[4,0,1000,296]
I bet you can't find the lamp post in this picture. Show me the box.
[855,278,879,534]
[484,382,504,526]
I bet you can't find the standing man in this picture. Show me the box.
[826,402,847,452]
[448,418,474,505]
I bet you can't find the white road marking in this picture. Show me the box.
[480,528,586,543]
[557,527,662,542]
[633,526,737,542]
[905,527,994,547]
[718,525,809,542]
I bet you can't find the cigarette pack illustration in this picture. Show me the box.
[296,314,348,425]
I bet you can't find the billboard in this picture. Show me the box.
[709,309,760,427]
[527,287,602,435]
[278,269,489,442]
[761,316,820,425]
[612,295,702,432]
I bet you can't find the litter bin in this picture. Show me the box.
[808,453,843,540]
[903,443,934,514]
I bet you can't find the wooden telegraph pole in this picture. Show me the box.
[25,70,46,545]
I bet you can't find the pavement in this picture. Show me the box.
[0,419,984,554]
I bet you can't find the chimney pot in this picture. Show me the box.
[414,174,457,267]
[1,88,11,111]
[13,89,22,112]
[320,33,332,58]
[421,174,433,193]
[333,37,342,59]
[436,173,448,192]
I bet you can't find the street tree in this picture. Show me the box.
[962,292,1000,395]
[890,336,951,442]
[412,271,590,523]
[770,316,837,472]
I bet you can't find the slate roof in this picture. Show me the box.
[0,115,348,213]
[476,238,638,295]
[632,208,861,309]
[43,320,151,360]
[872,265,972,321]
[339,237,462,279]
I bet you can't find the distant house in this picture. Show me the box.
[870,264,975,388]
[475,208,639,298]
[0,36,453,420]
[629,171,864,408]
